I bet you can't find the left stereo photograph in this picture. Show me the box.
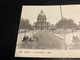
[15,5,80,58]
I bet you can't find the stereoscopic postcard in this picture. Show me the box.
[15,5,80,58]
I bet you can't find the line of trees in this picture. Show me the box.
[19,18,79,31]
[55,18,77,29]
[19,18,32,30]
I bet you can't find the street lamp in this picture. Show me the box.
[60,5,67,50]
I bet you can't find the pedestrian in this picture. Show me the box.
[22,36,26,42]
[36,36,38,42]
[29,38,32,42]
[33,34,38,42]
[75,36,79,42]
[26,36,28,40]
[22,36,29,42]
[35,35,38,42]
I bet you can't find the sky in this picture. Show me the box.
[21,5,80,25]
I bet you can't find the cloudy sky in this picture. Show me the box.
[21,5,80,25]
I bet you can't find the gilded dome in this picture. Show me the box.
[38,10,46,18]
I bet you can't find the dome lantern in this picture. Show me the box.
[38,10,46,18]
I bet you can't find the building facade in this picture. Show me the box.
[33,10,53,30]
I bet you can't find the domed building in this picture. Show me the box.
[33,10,53,30]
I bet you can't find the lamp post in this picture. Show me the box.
[60,5,63,19]
[60,5,67,50]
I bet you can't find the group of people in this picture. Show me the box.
[22,34,38,42]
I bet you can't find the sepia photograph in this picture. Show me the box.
[15,5,80,58]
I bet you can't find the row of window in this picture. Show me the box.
[37,19,46,22]
[35,27,50,29]
[36,23,50,26]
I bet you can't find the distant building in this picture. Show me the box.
[33,10,53,30]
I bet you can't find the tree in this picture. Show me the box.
[55,18,77,29]
[19,18,31,30]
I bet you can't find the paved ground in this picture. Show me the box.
[68,41,80,50]
[18,30,64,49]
